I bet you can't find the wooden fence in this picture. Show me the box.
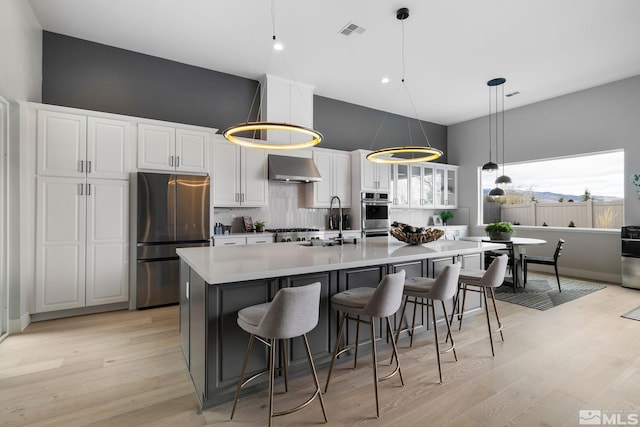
[493,201,623,229]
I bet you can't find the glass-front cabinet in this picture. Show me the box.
[390,163,457,209]
[435,165,457,208]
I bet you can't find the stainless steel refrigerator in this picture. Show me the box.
[136,172,210,308]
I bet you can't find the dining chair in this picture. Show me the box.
[485,241,518,292]
[522,238,565,292]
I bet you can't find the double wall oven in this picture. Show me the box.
[361,192,391,236]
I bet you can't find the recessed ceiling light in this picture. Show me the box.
[273,41,284,51]
[381,77,390,84]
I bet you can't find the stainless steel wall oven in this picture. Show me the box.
[361,192,391,236]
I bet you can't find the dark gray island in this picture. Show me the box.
[177,237,502,409]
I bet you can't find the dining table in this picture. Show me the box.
[459,236,547,288]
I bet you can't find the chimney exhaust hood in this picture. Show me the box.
[268,154,322,183]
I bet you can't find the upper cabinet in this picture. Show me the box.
[390,163,458,209]
[352,150,391,193]
[212,136,268,207]
[305,148,352,208]
[137,123,211,173]
[435,165,458,209]
[37,110,131,179]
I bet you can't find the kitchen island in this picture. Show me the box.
[177,236,502,409]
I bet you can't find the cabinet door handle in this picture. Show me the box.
[169,155,174,167]
[79,160,84,173]
[176,156,180,168]
[185,281,189,299]
[79,183,83,195]
[87,161,92,173]
[235,193,239,202]
[241,193,245,203]
[223,242,236,245]
[87,183,91,196]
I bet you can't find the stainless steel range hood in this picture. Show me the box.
[268,154,322,183]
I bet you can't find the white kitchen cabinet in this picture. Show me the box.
[408,164,435,208]
[137,123,210,173]
[305,149,352,208]
[213,235,274,246]
[35,176,129,312]
[37,110,131,179]
[435,165,458,209]
[212,136,268,207]
[352,150,391,193]
[264,75,314,145]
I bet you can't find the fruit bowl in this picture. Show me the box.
[389,223,444,245]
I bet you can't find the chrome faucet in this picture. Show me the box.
[330,195,343,243]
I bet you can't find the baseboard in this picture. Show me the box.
[30,302,129,322]
[8,312,30,334]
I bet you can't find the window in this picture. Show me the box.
[481,150,624,229]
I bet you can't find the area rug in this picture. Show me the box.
[493,274,606,311]
[621,306,640,321]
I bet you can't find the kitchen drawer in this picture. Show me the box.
[247,236,273,245]
[214,237,246,247]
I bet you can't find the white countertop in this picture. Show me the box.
[177,236,503,284]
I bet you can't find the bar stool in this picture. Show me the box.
[324,270,406,418]
[450,254,508,356]
[230,282,327,426]
[394,263,461,383]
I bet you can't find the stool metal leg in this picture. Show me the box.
[268,338,277,427]
[430,300,443,383]
[370,317,380,418]
[230,334,254,419]
[481,288,496,357]
[489,287,504,341]
[354,315,361,369]
[324,312,347,393]
[280,339,288,392]
[302,334,328,422]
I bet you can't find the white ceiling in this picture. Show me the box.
[28,0,640,125]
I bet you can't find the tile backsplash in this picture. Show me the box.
[213,182,336,232]
[213,182,469,232]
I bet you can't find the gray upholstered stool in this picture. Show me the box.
[324,270,406,418]
[394,263,461,383]
[230,282,327,426]
[450,254,508,356]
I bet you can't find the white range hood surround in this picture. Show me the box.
[262,74,315,144]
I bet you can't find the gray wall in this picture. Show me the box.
[0,0,42,333]
[448,74,640,282]
[42,32,448,155]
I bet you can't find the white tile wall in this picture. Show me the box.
[213,182,338,231]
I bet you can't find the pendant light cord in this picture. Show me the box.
[501,83,506,174]
[488,84,492,162]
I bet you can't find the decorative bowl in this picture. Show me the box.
[390,225,444,245]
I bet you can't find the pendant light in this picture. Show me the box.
[486,77,509,198]
[366,8,443,165]
[481,78,500,172]
[222,1,323,150]
[493,78,512,185]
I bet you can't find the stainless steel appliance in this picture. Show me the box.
[267,228,323,243]
[621,226,640,289]
[361,192,391,236]
[136,173,210,308]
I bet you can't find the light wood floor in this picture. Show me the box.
[2,278,640,427]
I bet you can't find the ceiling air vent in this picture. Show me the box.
[339,22,366,36]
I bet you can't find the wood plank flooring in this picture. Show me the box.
[2,278,639,426]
